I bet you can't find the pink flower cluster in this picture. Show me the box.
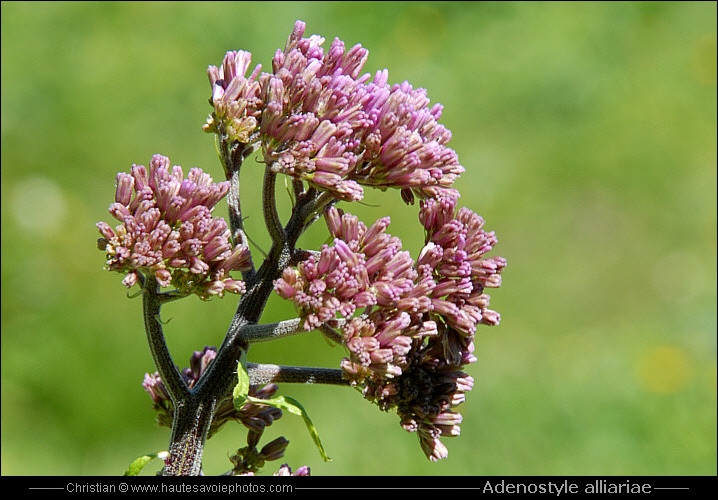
[274,201,505,461]
[417,195,507,361]
[96,154,251,298]
[205,20,463,203]
[274,206,431,333]
[203,50,264,145]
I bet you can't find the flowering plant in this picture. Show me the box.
[97,20,505,476]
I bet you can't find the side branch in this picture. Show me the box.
[284,188,337,253]
[198,155,342,415]
[225,141,258,282]
[142,281,190,402]
[318,324,344,345]
[227,168,255,281]
[247,363,348,386]
[240,318,306,344]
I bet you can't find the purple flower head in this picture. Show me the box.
[352,78,464,203]
[204,50,264,145]
[181,346,217,387]
[249,21,463,203]
[275,201,505,461]
[96,154,251,299]
[274,207,423,333]
[259,21,369,200]
[142,372,170,405]
[419,194,507,338]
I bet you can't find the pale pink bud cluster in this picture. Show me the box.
[274,204,505,461]
[384,195,505,461]
[96,154,251,299]
[353,74,463,202]
[143,347,282,439]
[262,21,463,202]
[418,194,507,364]
[203,50,264,144]
[205,20,463,203]
[260,21,370,201]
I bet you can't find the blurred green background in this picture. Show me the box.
[2,1,715,476]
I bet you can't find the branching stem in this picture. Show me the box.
[146,137,343,476]
[142,283,189,402]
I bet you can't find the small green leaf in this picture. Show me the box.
[248,394,331,462]
[123,451,168,476]
[232,355,250,411]
[232,361,331,462]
